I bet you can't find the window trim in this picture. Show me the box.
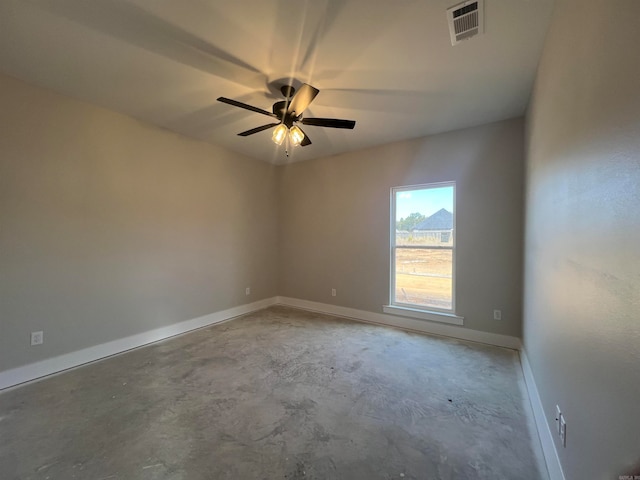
[387,182,461,325]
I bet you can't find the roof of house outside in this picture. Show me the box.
[413,208,453,231]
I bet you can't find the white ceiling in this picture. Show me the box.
[0,0,555,164]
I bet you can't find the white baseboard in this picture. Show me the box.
[0,296,518,390]
[520,349,565,480]
[0,297,278,391]
[276,296,521,350]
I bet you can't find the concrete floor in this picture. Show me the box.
[0,306,547,479]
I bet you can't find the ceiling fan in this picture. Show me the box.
[217,83,355,152]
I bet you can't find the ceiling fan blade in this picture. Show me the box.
[217,97,277,118]
[237,123,280,136]
[286,83,319,116]
[301,117,356,129]
[300,129,312,147]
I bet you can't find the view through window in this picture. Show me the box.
[391,183,455,311]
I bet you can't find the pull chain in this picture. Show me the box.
[285,132,290,157]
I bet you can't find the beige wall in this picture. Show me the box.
[523,1,640,478]
[0,74,278,371]
[279,118,525,337]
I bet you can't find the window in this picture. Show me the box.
[385,182,462,325]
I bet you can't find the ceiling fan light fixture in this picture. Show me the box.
[289,125,305,147]
[272,123,287,145]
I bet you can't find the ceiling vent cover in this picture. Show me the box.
[447,0,484,46]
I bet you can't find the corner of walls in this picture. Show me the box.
[275,162,286,297]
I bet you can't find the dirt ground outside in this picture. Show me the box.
[394,248,452,310]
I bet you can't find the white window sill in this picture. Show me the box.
[383,305,464,326]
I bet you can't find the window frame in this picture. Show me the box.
[385,181,463,325]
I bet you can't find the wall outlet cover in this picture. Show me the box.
[31,331,44,346]
[560,415,567,447]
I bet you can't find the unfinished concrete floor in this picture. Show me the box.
[1,306,547,479]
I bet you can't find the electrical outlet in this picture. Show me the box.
[493,309,502,320]
[245,287,250,295]
[555,405,562,434]
[31,331,44,346]
[560,415,567,447]
[331,288,336,297]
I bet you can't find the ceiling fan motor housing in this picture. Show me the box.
[280,85,295,98]
[272,99,300,127]
[272,100,287,118]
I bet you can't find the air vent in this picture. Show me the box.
[447,0,484,46]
